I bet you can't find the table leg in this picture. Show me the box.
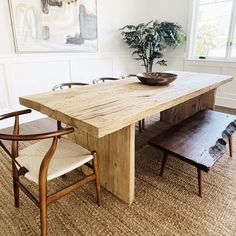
[160,89,216,125]
[69,124,135,205]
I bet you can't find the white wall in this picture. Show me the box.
[147,0,236,109]
[0,0,149,127]
[1,0,236,128]
[147,0,189,57]
[0,0,149,55]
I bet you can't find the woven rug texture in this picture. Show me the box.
[0,115,236,236]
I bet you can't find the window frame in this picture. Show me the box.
[188,0,236,61]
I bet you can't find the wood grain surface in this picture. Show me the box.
[160,89,216,125]
[20,71,232,138]
[19,71,233,204]
[150,110,236,172]
[69,124,135,204]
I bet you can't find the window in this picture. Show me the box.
[190,0,236,59]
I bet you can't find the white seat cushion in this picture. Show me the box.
[17,138,93,184]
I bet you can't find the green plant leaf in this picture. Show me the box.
[120,20,185,72]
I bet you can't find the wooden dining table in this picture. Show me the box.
[20,71,233,204]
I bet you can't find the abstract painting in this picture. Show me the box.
[8,0,98,53]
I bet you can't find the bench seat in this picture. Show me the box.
[149,109,236,197]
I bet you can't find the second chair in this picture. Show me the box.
[52,82,89,130]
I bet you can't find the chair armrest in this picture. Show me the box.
[0,109,32,121]
[0,128,74,141]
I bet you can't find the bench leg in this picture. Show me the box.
[229,136,233,157]
[160,152,168,177]
[197,168,203,197]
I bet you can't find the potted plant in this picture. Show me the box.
[120,21,185,72]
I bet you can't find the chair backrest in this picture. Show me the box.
[121,74,136,79]
[52,82,89,130]
[52,82,88,91]
[92,77,120,84]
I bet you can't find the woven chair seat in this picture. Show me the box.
[17,138,93,184]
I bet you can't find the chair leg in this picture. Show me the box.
[12,162,20,208]
[197,168,203,197]
[92,152,102,206]
[142,119,145,130]
[58,120,67,180]
[229,136,233,157]
[57,120,62,131]
[39,182,47,236]
[160,152,168,177]
[138,120,142,132]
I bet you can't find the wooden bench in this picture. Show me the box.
[149,109,236,197]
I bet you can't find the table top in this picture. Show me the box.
[20,71,233,138]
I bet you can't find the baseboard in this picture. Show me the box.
[216,96,236,109]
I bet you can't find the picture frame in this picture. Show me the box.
[8,0,98,53]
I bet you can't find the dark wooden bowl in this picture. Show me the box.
[137,72,177,86]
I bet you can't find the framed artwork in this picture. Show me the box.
[8,0,98,53]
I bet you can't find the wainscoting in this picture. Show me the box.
[0,53,139,127]
[152,56,236,110]
[1,54,236,127]
[184,60,236,109]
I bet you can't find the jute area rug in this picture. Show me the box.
[0,115,236,236]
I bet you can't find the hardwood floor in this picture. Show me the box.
[1,117,56,134]
[0,117,56,150]
[215,105,236,115]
